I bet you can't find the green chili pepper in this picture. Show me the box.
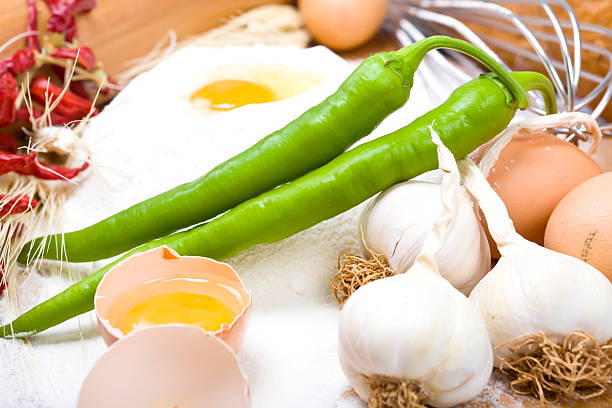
[1,71,555,338]
[19,36,531,264]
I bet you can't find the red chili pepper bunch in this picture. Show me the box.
[0,0,105,219]
[0,0,117,129]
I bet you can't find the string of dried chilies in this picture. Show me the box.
[0,0,117,294]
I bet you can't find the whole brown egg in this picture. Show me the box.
[545,172,612,282]
[484,132,601,258]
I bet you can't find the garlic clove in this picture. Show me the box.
[360,179,490,295]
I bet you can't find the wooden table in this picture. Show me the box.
[0,0,290,75]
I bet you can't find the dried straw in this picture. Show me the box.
[362,374,427,408]
[497,330,612,404]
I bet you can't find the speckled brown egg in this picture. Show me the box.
[545,171,612,282]
[485,133,601,257]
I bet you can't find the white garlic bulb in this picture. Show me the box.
[338,128,493,407]
[360,157,490,295]
[459,158,612,362]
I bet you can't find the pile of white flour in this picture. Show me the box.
[0,45,453,407]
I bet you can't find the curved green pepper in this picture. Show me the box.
[20,36,531,263]
[1,71,555,338]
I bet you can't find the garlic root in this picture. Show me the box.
[497,331,612,403]
[362,374,427,408]
[331,250,393,304]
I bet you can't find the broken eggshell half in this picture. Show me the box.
[94,246,251,351]
[78,324,250,408]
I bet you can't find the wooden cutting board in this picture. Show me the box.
[0,0,290,76]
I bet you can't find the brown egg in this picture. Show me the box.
[485,133,601,257]
[545,172,612,282]
[298,0,389,51]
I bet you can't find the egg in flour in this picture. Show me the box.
[190,64,323,113]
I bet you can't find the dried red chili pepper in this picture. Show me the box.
[15,106,74,127]
[45,0,97,41]
[26,0,40,51]
[0,263,5,296]
[0,49,36,77]
[29,77,98,119]
[0,151,36,176]
[17,159,89,180]
[0,73,18,127]
[68,79,89,99]
[0,194,38,216]
[0,133,18,153]
[51,47,96,71]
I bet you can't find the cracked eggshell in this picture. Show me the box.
[94,246,251,351]
[77,324,250,408]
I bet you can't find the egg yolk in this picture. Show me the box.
[118,292,236,335]
[190,79,276,111]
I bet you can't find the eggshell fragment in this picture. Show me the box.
[545,171,612,282]
[95,246,251,351]
[77,324,250,408]
[485,133,600,257]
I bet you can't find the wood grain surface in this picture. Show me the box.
[0,0,290,76]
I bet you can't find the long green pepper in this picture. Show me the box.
[1,71,555,338]
[19,36,531,263]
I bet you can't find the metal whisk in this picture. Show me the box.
[385,0,612,140]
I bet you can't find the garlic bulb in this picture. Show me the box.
[338,128,493,408]
[360,158,490,295]
[459,158,612,362]
[34,125,90,162]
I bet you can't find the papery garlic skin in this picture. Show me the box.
[469,241,612,364]
[338,270,493,407]
[458,157,612,364]
[361,180,490,294]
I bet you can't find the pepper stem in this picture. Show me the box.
[393,35,532,111]
[510,71,558,114]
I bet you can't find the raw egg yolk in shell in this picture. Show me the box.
[106,277,238,335]
[190,79,276,111]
